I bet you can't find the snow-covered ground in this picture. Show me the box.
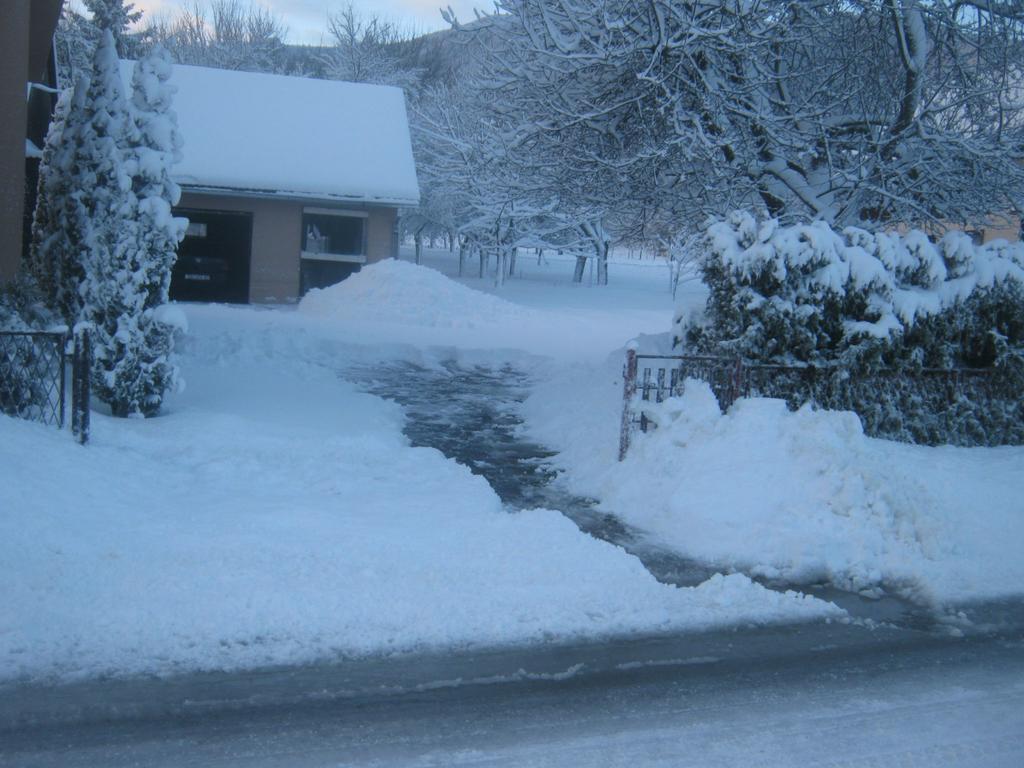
[5,249,1020,683]
[1,253,832,684]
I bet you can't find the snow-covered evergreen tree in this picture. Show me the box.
[118,44,188,416]
[66,31,138,416]
[83,0,141,57]
[28,87,80,323]
[31,30,186,418]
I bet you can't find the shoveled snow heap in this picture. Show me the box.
[525,366,1024,606]
[299,259,527,329]
[0,307,839,684]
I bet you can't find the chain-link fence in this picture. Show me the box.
[0,329,90,443]
[0,331,67,427]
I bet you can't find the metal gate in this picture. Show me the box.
[0,329,91,444]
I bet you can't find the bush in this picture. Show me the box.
[676,212,1024,446]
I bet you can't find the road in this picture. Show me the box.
[3,618,1023,767]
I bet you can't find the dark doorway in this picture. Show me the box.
[171,208,252,303]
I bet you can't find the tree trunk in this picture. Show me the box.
[494,247,507,288]
[458,238,467,276]
[479,246,487,279]
[414,231,423,265]
[507,247,517,278]
[536,248,543,265]
[597,240,609,285]
[572,254,587,283]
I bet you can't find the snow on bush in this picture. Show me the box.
[298,258,527,328]
[676,212,1024,445]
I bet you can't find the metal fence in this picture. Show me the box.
[0,329,90,443]
[618,349,1004,459]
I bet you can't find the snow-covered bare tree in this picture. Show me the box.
[450,1,1024,234]
[323,3,421,89]
[412,78,573,286]
[146,0,289,73]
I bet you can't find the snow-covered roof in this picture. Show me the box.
[119,61,420,207]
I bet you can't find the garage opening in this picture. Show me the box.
[300,208,367,295]
[171,209,253,303]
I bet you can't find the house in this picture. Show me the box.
[119,62,420,303]
[1,0,63,284]
[970,216,1021,245]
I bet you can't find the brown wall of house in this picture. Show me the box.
[1,2,32,283]
[980,217,1021,244]
[1,0,62,284]
[366,206,398,264]
[178,191,399,302]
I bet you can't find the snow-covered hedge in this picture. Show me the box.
[676,212,1024,445]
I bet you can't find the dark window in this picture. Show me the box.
[302,212,365,257]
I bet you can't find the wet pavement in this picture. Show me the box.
[345,359,955,632]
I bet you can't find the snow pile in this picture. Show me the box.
[0,309,839,684]
[524,361,1024,606]
[299,259,528,329]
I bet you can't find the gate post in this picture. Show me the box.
[618,346,638,461]
[728,357,743,410]
[71,328,90,445]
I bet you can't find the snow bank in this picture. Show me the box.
[291,254,682,361]
[0,309,838,684]
[299,258,527,329]
[524,358,1024,606]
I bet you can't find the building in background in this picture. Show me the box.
[119,62,420,304]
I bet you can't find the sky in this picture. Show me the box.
[130,0,485,45]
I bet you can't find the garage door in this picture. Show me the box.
[170,209,253,303]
